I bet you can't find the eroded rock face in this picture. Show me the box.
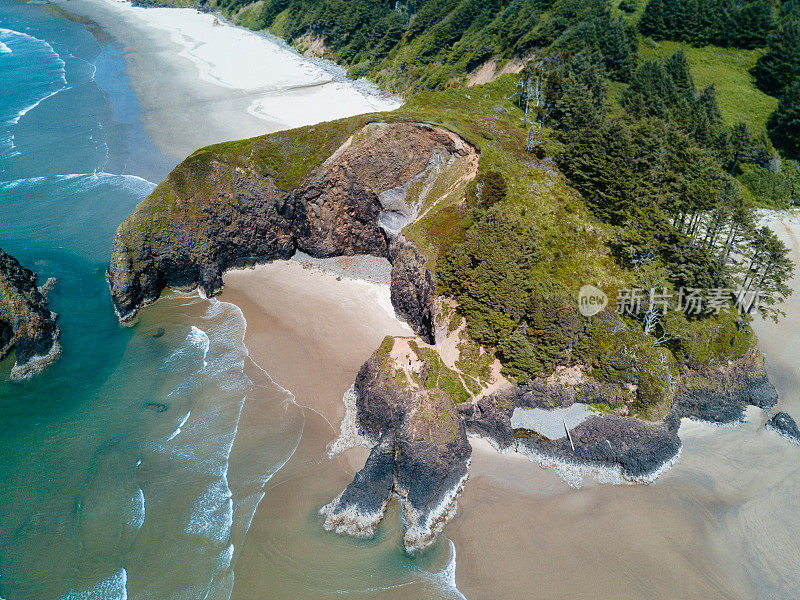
[766,412,800,444]
[108,122,474,339]
[0,249,60,380]
[389,237,436,344]
[675,346,778,424]
[321,347,471,553]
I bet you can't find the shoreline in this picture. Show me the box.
[51,0,401,161]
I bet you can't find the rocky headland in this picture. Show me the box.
[107,120,474,344]
[0,249,60,380]
[321,339,470,553]
[108,113,782,554]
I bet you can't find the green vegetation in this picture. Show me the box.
[768,81,800,157]
[130,0,799,419]
[638,0,776,49]
[409,341,472,404]
[639,40,778,132]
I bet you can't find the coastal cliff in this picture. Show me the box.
[107,81,786,552]
[322,337,470,553]
[108,120,475,344]
[0,249,60,380]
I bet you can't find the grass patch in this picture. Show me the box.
[409,341,471,404]
[639,39,779,131]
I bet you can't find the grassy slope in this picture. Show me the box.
[638,39,778,132]
[133,75,626,297]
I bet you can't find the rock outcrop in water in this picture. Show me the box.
[0,249,60,380]
[766,412,800,444]
[108,121,475,343]
[322,339,471,553]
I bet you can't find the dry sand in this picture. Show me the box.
[219,261,410,431]
[52,0,400,161]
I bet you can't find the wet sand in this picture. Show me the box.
[219,261,464,599]
[449,212,800,600]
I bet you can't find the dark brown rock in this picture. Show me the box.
[0,249,60,380]
[322,345,471,553]
[108,122,474,340]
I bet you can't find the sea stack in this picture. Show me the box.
[0,249,60,380]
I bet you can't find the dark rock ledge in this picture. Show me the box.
[321,349,470,553]
[0,249,60,380]
[458,385,683,484]
[766,412,800,445]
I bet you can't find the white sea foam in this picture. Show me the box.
[0,41,11,54]
[419,540,468,600]
[188,325,211,368]
[186,476,234,545]
[326,385,374,458]
[60,568,128,600]
[126,488,146,530]
[0,172,156,195]
[0,28,68,125]
[166,410,192,441]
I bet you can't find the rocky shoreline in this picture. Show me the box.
[766,412,800,444]
[321,345,471,553]
[0,249,61,380]
[107,121,474,343]
[107,117,788,554]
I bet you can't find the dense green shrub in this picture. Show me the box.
[466,171,507,207]
[639,0,776,49]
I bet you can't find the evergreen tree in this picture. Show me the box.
[728,122,755,173]
[768,81,800,158]
[753,20,800,96]
[544,52,608,130]
[622,60,681,120]
[664,49,695,96]
[725,0,776,49]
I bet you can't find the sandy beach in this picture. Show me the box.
[218,260,469,599]
[220,260,411,433]
[52,0,400,161]
[26,1,799,596]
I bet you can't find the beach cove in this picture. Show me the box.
[1,0,800,599]
[0,1,461,598]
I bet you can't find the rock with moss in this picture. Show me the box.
[322,338,471,553]
[0,249,60,380]
[458,383,681,482]
[108,121,474,341]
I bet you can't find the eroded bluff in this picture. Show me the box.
[321,344,471,553]
[108,122,475,342]
[0,249,60,380]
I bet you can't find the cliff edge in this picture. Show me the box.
[107,121,476,343]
